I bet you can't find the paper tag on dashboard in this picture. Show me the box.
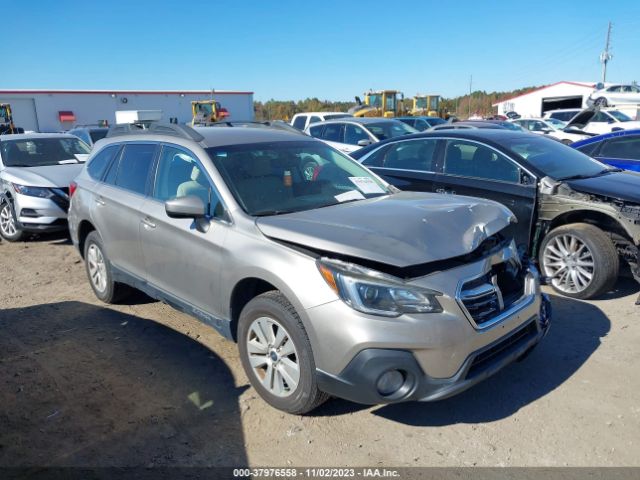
[335,190,365,203]
[349,176,385,194]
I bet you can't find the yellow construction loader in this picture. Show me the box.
[348,90,405,118]
[0,103,21,134]
[191,100,230,126]
[411,94,442,117]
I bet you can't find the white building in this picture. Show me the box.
[493,81,595,118]
[0,89,254,132]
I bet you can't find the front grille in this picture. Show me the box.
[466,321,538,379]
[459,260,526,327]
[50,187,70,212]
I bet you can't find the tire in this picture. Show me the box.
[561,139,572,145]
[83,231,131,303]
[595,97,608,107]
[0,199,25,242]
[237,290,329,414]
[539,223,619,299]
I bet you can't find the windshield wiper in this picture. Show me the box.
[253,208,299,217]
[559,168,621,181]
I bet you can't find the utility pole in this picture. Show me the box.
[600,22,613,84]
[468,75,472,118]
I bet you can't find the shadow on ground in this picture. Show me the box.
[314,293,611,423]
[0,301,247,467]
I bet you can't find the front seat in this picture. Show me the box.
[236,157,291,213]
[177,166,211,208]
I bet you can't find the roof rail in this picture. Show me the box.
[105,122,204,142]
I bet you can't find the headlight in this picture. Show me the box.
[12,184,54,198]
[317,258,443,317]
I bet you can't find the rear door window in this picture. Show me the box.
[321,123,345,142]
[380,139,439,171]
[113,143,157,195]
[600,136,640,160]
[442,140,520,183]
[309,116,322,125]
[308,124,324,138]
[343,124,370,145]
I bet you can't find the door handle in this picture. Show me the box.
[95,196,105,206]
[141,217,156,229]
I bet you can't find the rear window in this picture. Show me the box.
[89,129,108,143]
[87,144,120,180]
[292,116,307,130]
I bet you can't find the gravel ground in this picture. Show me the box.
[1,234,639,468]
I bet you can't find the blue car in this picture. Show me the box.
[572,129,640,172]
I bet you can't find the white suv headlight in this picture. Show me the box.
[317,258,442,317]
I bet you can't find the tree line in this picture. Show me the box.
[253,86,540,120]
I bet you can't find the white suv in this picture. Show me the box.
[290,112,352,131]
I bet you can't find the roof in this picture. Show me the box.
[492,81,595,106]
[350,129,534,159]
[0,132,77,141]
[396,116,441,120]
[0,89,253,95]
[319,117,403,125]
[293,112,350,116]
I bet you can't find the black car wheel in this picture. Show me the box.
[540,223,618,299]
[595,97,608,107]
[238,291,329,414]
[0,199,25,242]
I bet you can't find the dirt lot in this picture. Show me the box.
[1,233,639,468]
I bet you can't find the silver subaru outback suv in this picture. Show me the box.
[68,123,551,414]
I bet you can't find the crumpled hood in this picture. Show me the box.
[565,171,640,204]
[256,191,515,267]
[1,164,83,188]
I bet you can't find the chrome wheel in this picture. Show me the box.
[543,234,595,294]
[87,243,108,293]
[246,316,300,398]
[0,203,17,237]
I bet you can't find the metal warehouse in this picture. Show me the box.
[0,89,254,132]
[493,81,595,118]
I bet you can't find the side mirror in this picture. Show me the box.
[357,139,372,147]
[165,195,207,219]
[542,128,553,134]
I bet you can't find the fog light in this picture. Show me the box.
[20,208,39,218]
[376,370,405,396]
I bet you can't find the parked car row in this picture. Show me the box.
[2,117,639,415]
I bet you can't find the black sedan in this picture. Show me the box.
[351,130,640,301]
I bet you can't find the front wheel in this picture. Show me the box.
[238,291,328,414]
[539,223,619,299]
[0,199,25,242]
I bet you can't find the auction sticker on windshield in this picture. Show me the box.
[349,177,385,194]
[335,190,365,203]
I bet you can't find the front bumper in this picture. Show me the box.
[316,294,551,405]
[14,192,69,233]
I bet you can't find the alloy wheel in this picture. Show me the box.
[543,234,595,294]
[246,316,300,397]
[87,243,108,293]
[0,203,17,237]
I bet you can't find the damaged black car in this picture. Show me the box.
[352,129,640,302]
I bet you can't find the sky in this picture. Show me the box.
[4,0,640,101]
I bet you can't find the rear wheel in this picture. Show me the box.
[83,231,130,303]
[238,291,328,414]
[595,97,608,107]
[540,223,618,299]
[0,199,25,242]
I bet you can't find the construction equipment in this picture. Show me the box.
[191,100,230,126]
[411,94,442,117]
[348,90,405,118]
[0,103,22,135]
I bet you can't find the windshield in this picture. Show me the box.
[366,121,417,140]
[608,110,632,122]
[545,118,567,129]
[498,122,524,131]
[503,135,611,180]
[415,98,427,109]
[0,137,90,167]
[207,140,390,216]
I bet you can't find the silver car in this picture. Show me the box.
[68,123,551,414]
[0,133,90,241]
